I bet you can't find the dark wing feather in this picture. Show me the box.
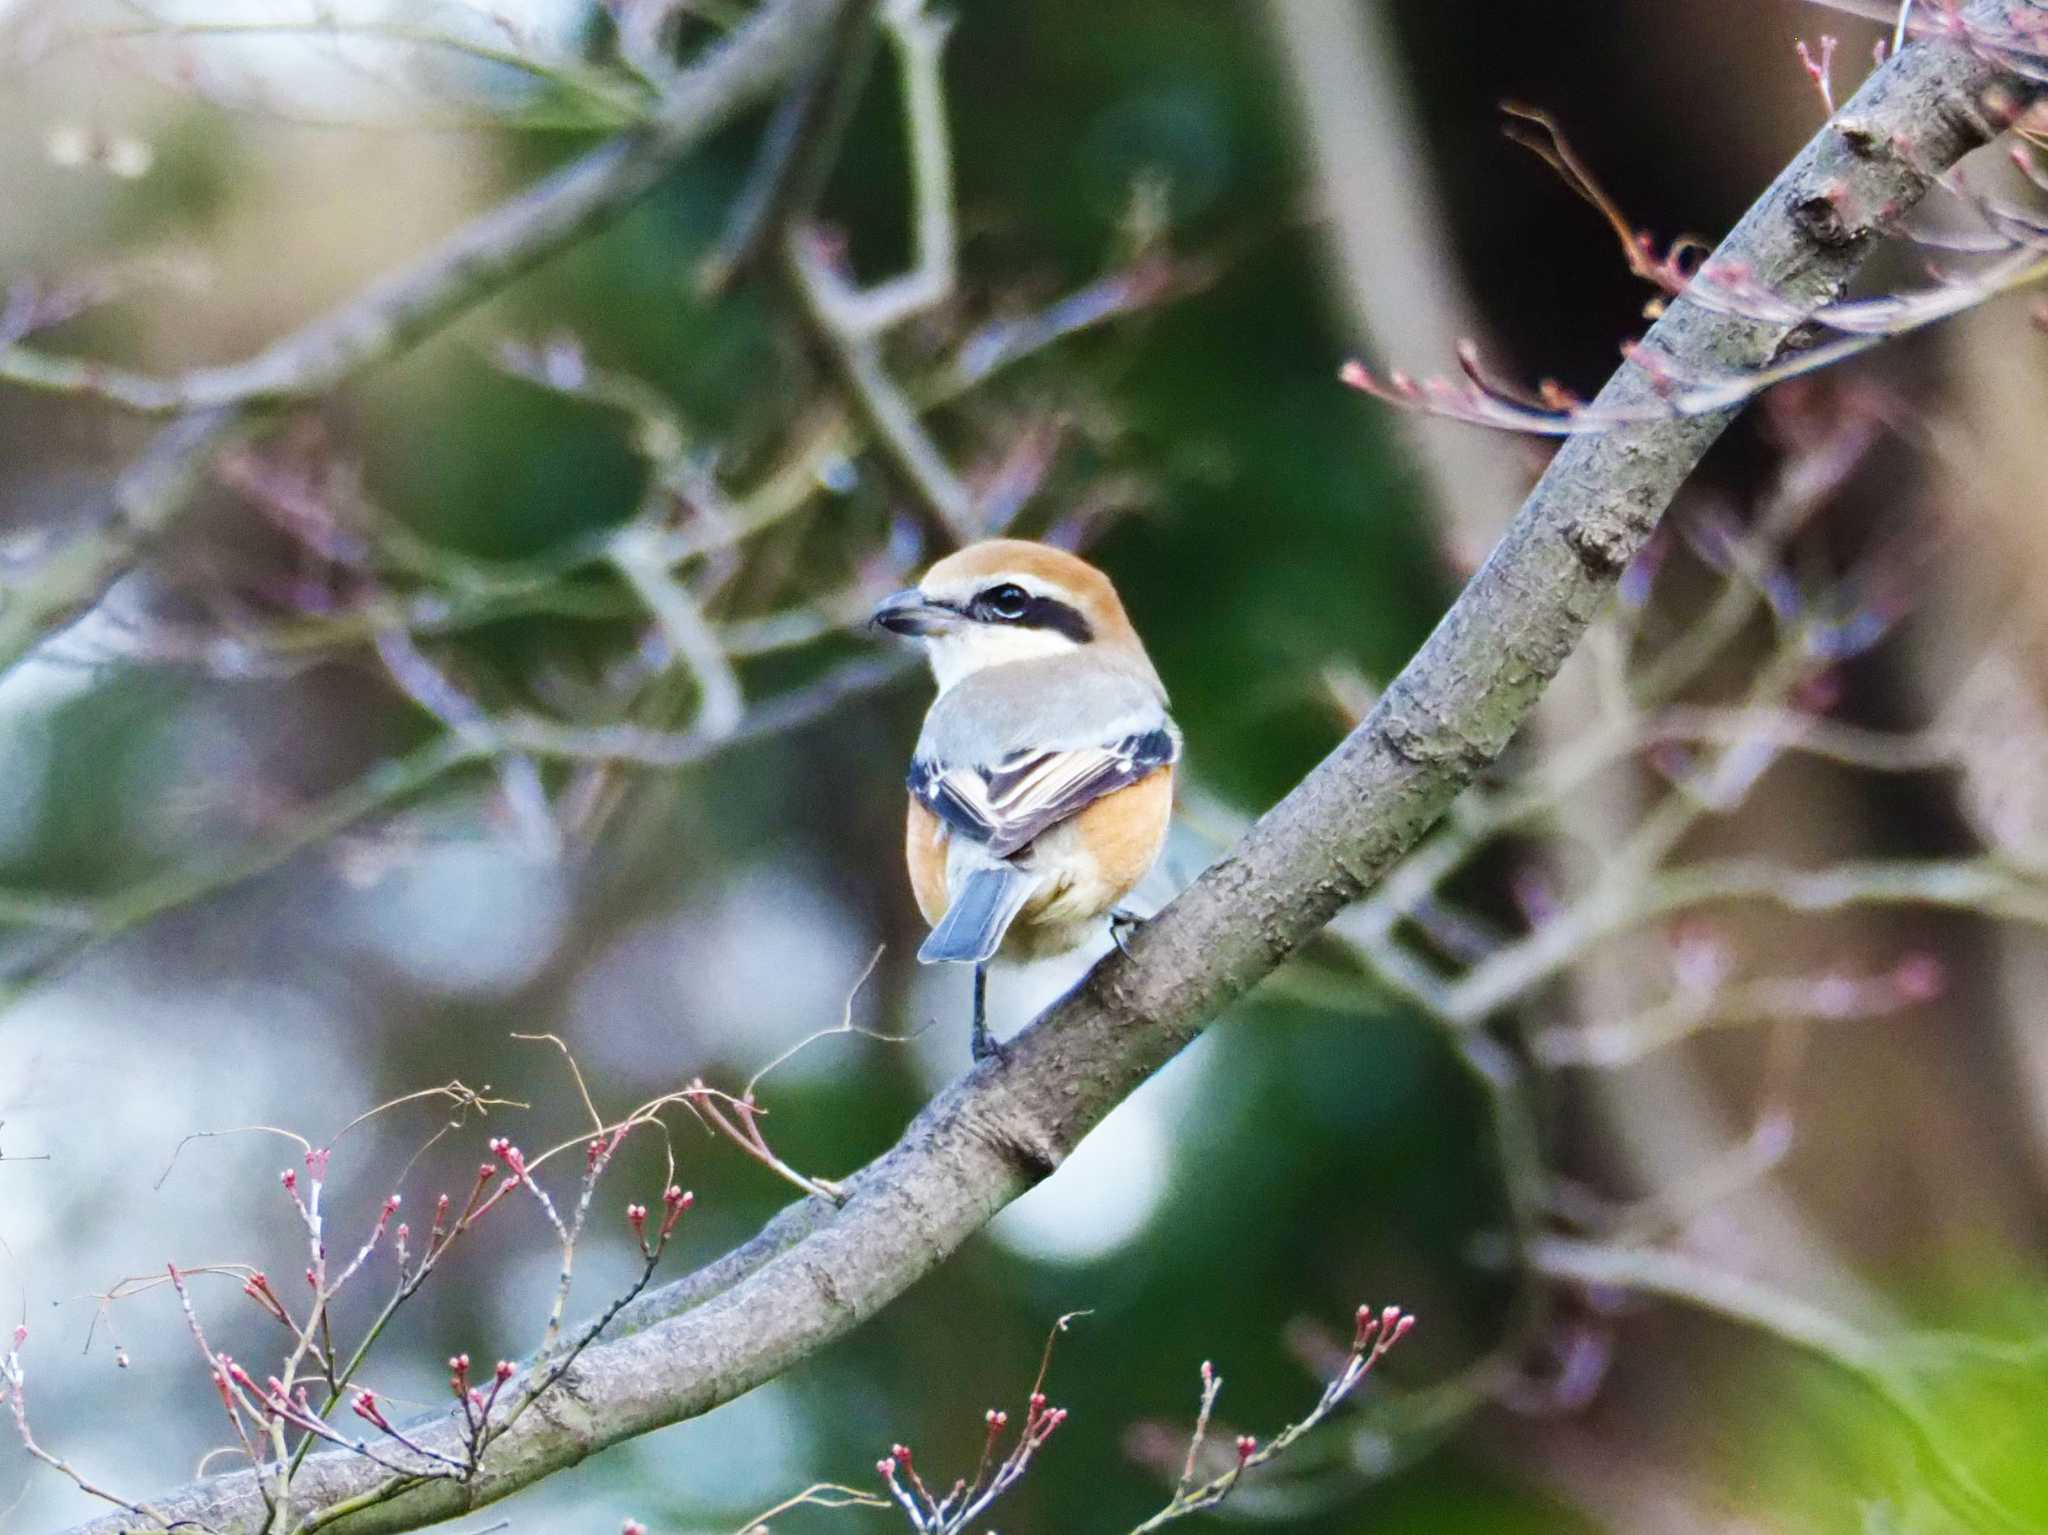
[909,727,1176,858]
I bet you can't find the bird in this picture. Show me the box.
[871,538,1180,1060]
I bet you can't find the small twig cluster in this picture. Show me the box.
[1343,53,2048,435]
[1126,1305,1415,1534]
[4,1067,705,1534]
[1268,340,2048,1520]
[856,1310,1082,1535]
[710,1304,1415,1535]
[5,1321,178,1530]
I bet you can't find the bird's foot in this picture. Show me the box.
[1109,907,1145,956]
[970,1018,1008,1064]
[969,962,1005,1064]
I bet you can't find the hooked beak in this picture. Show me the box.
[870,588,956,637]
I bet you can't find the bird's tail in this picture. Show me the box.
[919,865,1041,965]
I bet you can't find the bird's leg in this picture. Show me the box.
[970,962,1000,1062]
[1108,907,1144,956]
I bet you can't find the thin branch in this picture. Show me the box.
[0,652,898,1008]
[0,0,859,680]
[609,527,746,740]
[1448,853,2048,1024]
[697,0,883,295]
[779,0,980,547]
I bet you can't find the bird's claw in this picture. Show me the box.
[970,1019,1007,1064]
[1109,907,1144,956]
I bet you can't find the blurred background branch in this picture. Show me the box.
[0,0,856,677]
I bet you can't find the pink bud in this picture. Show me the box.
[876,1459,897,1480]
[280,1169,297,1191]
[892,1443,911,1467]
[658,1188,694,1239]
[495,1360,514,1381]
[10,1324,25,1348]
[1236,1434,1257,1461]
[622,1522,646,1535]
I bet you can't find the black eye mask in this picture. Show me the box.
[969,583,1095,643]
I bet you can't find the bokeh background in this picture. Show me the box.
[4,2,2048,1533]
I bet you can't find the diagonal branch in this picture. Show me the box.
[56,13,2040,1535]
[0,0,859,678]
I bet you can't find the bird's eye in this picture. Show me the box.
[979,583,1031,621]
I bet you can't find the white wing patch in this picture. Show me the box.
[910,728,1176,859]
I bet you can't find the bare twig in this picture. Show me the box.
[0,0,860,680]
[779,0,981,547]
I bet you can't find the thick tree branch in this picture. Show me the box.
[0,0,857,678]
[58,17,2038,1535]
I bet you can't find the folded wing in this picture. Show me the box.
[909,727,1178,858]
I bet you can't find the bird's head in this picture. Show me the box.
[871,538,1157,693]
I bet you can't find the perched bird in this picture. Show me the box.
[872,539,1180,1059]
